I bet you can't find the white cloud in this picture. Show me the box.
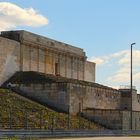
[89,49,140,91]
[0,2,48,30]
[107,50,140,83]
[88,56,110,65]
[108,72,130,83]
[110,50,128,58]
[118,50,140,67]
[134,72,140,81]
[88,57,107,65]
[88,50,129,66]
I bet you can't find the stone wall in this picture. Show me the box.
[20,44,85,80]
[69,83,121,115]
[85,61,96,82]
[9,77,122,115]
[122,111,140,130]
[8,71,140,116]
[20,30,86,81]
[0,30,89,82]
[18,83,69,112]
[132,91,140,111]
[21,30,85,57]
[5,70,140,117]
[82,109,123,129]
[0,37,20,85]
[82,109,140,130]
[119,89,140,111]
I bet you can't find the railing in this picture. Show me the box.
[0,108,103,130]
[1,130,140,138]
[119,85,136,90]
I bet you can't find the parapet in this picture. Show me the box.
[1,30,86,57]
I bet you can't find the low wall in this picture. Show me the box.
[15,83,69,113]
[5,71,140,116]
[82,109,123,130]
[69,82,121,115]
[82,109,140,130]
[122,111,140,130]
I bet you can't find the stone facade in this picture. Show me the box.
[82,109,123,129]
[119,88,140,111]
[6,71,140,116]
[17,82,140,115]
[69,83,121,114]
[82,109,140,130]
[85,61,95,82]
[5,71,122,114]
[1,30,140,130]
[18,82,69,112]
[0,30,95,85]
[0,37,20,85]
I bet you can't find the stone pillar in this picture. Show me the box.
[122,111,130,130]
[20,44,23,71]
[71,56,73,79]
[58,53,60,75]
[77,58,79,80]
[45,49,47,74]
[83,59,85,81]
[37,46,39,72]
[29,46,31,71]
[65,54,67,77]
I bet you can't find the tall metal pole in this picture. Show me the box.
[130,43,135,130]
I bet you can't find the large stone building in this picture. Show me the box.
[0,30,95,85]
[1,30,140,130]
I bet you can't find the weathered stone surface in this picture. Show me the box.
[0,37,20,85]
[85,61,96,82]
[0,30,95,83]
[69,83,121,114]
[82,109,123,129]
[119,88,140,111]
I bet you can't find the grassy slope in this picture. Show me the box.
[0,88,104,130]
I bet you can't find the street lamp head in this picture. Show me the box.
[131,43,136,46]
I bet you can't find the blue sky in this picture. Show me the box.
[0,0,140,91]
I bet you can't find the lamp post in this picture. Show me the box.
[130,43,136,130]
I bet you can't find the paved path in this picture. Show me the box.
[43,137,140,140]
